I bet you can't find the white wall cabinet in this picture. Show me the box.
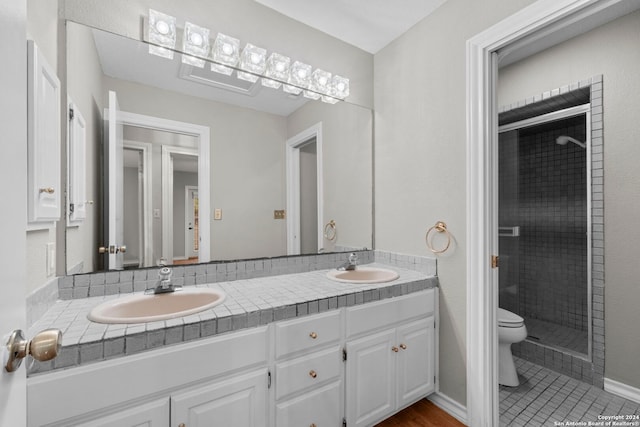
[27,40,61,224]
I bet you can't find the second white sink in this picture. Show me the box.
[326,267,399,284]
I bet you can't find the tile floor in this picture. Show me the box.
[500,357,640,426]
[525,317,588,356]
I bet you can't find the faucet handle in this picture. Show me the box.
[349,252,358,263]
[158,267,172,281]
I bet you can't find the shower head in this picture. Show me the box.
[556,135,586,149]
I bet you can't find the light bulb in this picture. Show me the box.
[319,76,328,85]
[222,43,233,55]
[298,69,307,78]
[276,62,285,72]
[155,21,170,35]
[190,33,203,46]
[251,53,262,64]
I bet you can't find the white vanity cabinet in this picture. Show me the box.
[171,369,268,427]
[345,290,437,427]
[27,327,269,427]
[272,310,344,427]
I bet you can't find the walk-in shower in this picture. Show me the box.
[498,110,591,359]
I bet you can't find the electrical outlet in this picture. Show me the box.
[214,208,222,220]
[46,243,56,277]
[274,210,286,219]
[153,208,161,218]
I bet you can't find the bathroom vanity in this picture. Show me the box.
[27,267,438,427]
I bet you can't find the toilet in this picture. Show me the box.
[498,308,527,387]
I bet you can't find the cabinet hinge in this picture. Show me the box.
[342,348,347,362]
[69,107,74,121]
[343,417,347,427]
[267,370,271,389]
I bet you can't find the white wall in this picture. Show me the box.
[498,10,640,390]
[373,0,536,405]
[287,101,373,252]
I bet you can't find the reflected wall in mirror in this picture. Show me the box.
[65,21,373,274]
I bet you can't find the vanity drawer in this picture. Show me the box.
[346,289,435,338]
[275,346,342,400]
[275,380,342,427]
[274,310,341,359]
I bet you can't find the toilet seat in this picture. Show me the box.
[498,308,524,328]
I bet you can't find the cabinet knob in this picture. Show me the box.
[392,346,399,353]
[310,424,317,427]
[39,187,55,194]
[400,343,407,350]
[309,370,317,378]
[309,332,318,339]
[179,424,186,427]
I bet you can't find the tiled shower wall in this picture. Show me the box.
[502,115,588,331]
[499,75,605,388]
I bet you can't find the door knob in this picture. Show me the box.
[4,329,62,373]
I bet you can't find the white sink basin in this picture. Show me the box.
[88,288,226,324]
[326,267,399,284]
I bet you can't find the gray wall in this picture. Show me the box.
[498,10,640,391]
[373,0,536,405]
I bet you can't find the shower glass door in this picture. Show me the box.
[498,112,590,358]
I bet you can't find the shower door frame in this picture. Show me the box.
[498,104,593,361]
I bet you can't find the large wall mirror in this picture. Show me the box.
[64,20,373,274]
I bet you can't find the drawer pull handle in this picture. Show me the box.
[392,346,399,353]
[400,343,407,350]
[309,332,318,339]
[309,370,317,378]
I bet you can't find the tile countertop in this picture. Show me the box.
[27,263,438,376]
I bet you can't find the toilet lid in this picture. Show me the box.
[498,308,524,327]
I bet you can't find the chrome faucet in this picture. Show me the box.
[146,267,182,294]
[337,252,358,271]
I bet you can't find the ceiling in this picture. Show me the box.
[254,0,449,53]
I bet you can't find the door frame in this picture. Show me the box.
[184,185,199,260]
[466,0,636,425]
[162,146,198,265]
[285,123,324,255]
[123,140,153,267]
[117,110,210,264]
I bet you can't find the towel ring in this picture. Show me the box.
[425,221,451,254]
[324,220,337,241]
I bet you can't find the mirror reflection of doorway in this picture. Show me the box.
[299,140,318,254]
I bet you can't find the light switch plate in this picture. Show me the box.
[214,208,222,220]
[274,210,286,220]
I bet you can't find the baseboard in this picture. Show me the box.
[429,392,468,425]
[604,378,640,404]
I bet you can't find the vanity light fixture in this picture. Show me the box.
[237,43,267,83]
[145,9,350,102]
[262,53,290,89]
[148,9,177,59]
[181,22,210,68]
[284,61,312,95]
[210,33,239,75]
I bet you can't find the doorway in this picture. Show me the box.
[286,123,324,255]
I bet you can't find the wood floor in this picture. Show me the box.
[374,399,466,427]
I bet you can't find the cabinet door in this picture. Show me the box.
[346,329,396,427]
[396,317,435,408]
[73,399,169,427]
[275,380,342,427]
[171,369,267,427]
[27,40,61,223]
